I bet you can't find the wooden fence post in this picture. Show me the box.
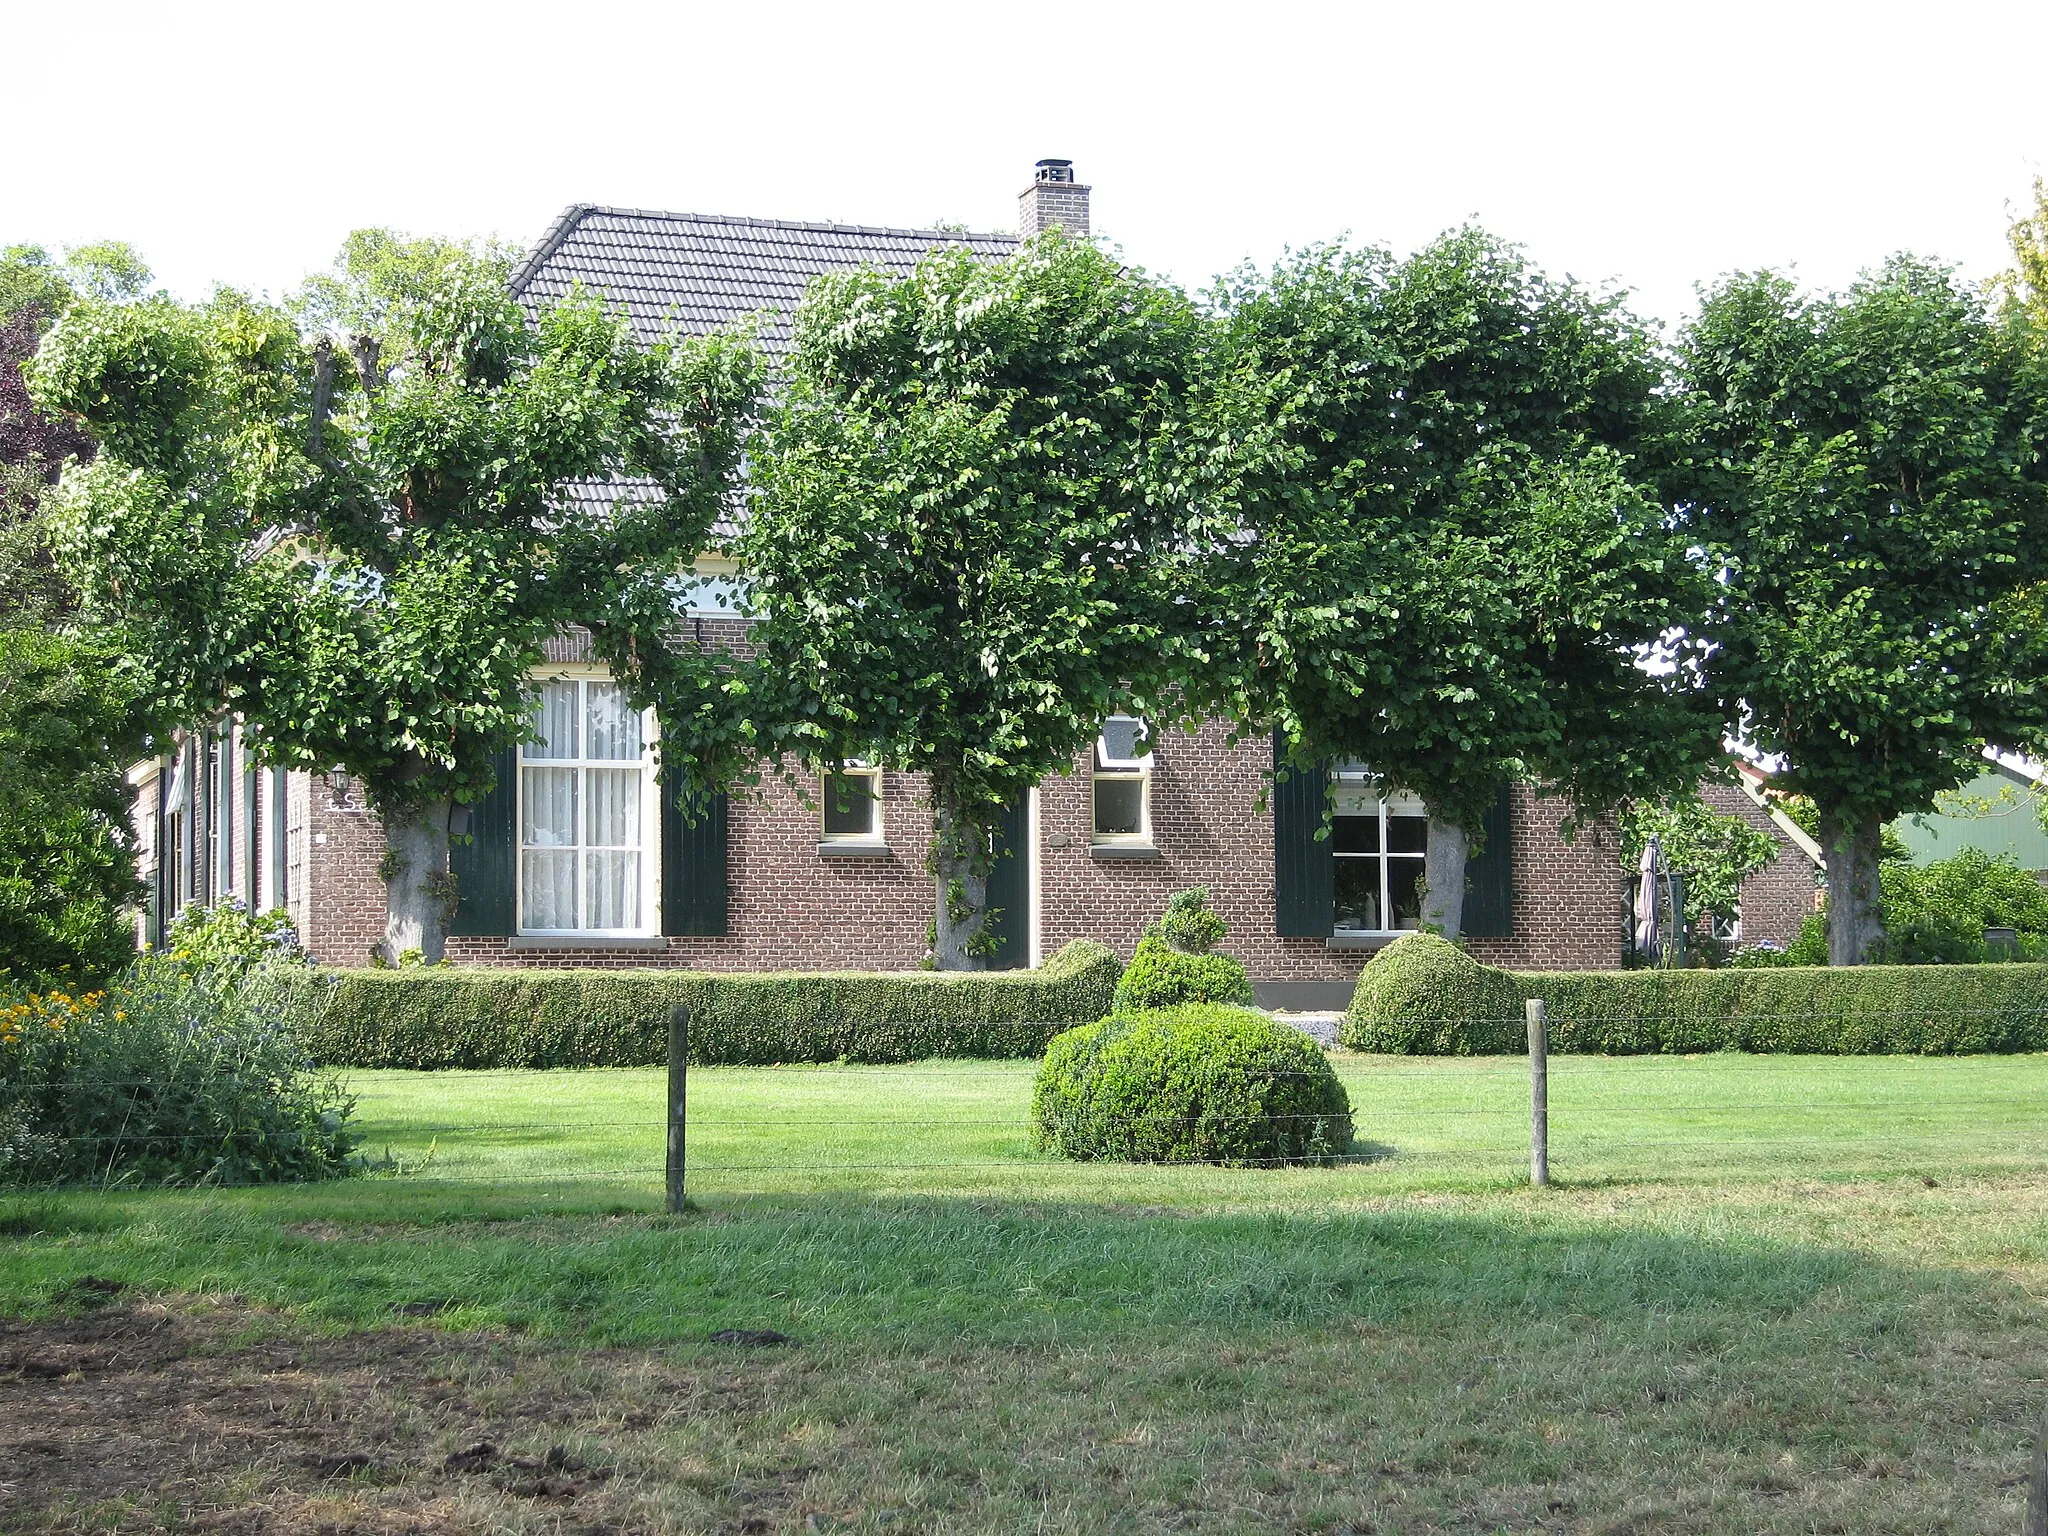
[666,1004,689,1214]
[2026,1406,2048,1536]
[1526,997,1549,1188]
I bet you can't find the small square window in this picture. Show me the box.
[821,767,883,841]
[1092,717,1151,845]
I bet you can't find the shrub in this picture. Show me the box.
[1343,933,1524,1053]
[1032,1004,1353,1166]
[0,964,358,1187]
[1113,935,1254,1011]
[158,897,309,982]
[275,939,1121,1069]
[1344,936,2048,1055]
[1148,886,1230,955]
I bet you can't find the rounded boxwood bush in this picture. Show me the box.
[1112,935,1254,1011]
[1033,1003,1353,1166]
[1343,932,1524,1054]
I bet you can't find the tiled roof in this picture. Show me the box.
[511,204,1018,359]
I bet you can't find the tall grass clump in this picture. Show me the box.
[0,900,358,1187]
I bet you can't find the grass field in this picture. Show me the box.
[3,1052,2048,1533]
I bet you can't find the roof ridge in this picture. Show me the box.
[510,203,598,297]
[543,203,1018,246]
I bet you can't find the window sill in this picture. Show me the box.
[817,841,892,858]
[506,934,671,951]
[1326,932,1417,952]
[1090,843,1161,862]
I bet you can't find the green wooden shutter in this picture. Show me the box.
[662,776,729,936]
[982,796,1030,970]
[1272,737,1333,937]
[1461,785,1515,938]
[449,747,517,936]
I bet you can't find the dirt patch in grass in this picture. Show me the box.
[0,1303,685,1534]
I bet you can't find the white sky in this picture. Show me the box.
[9,0,2046,333]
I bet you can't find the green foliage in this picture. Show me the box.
[287,228,519,339]
[1678,259,2048,961]
[1872,848,2048,964]
[739,233,1202,965]
[157,897,307,984]
[0,241,151,326]
[273,940,1120,1069]
[0,629,148,984]
[29,232,762,958]
[1146,886,1228,954]
[1730,912,1830,968]
[1620,791,1780,926]
[1342,933,1525,1053]
[0,967,358,1187]
[1112,935,1253,1011]
[1348,929,2048,1053]
[1032,1004,1353,1166]
[1199,232,1720,847]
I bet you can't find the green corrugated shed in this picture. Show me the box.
[1890,765,2048,871]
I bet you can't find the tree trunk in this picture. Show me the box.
[1421,817,1469,940]
[1818,805,1885,966]
[381,799,453,965]
[930,787,991,972]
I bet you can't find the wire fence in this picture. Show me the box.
[7,1007,2048,1196]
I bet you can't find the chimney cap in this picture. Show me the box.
[1034,159,1076,183]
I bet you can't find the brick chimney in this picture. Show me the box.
[1017,159,1091,241]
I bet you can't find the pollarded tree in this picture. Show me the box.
[32,239,760,962]
[1678,258,2048,964]
[1198,234,1721,938]
[740,234,1202,968]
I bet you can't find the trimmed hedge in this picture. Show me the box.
[1112,935,1254,1011]
[1345,932,2048,1055]
[1033,1004,1354,1166]
[1343,933,1523,1054]
[276,940,1120,1069]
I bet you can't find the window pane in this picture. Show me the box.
[584,850,640,930]
[1334,858,1382,932]
[1388,859,1424,929]
[522,767,577,847]
[1097,716,1148,766]
[530,681,578,759]
[586,768,641,848]
[586,683,641,761]
[1388,815,1428,855]
[1333,814,1380,855]
[523,849,576,930]
[823,772,877,836]
[1094,776,1145,837]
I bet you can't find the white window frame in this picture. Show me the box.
[1330,765,1428,937]
[516,668,661,939]
[1092,716,1152,846]
[819,761,886,846]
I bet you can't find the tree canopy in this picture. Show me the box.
[1196,232,1721,936]
[738,233,1202,967]
[1678,258,2048,963]
[32,234,760,962]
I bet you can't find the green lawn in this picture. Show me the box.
[4,1052,2048,1534]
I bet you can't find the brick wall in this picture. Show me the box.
[1034,719,1622,979]
[294,710,1626,976]
[1700,781,1817,950]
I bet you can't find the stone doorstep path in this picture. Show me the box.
[1268,1011,1342,1048]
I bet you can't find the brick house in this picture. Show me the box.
[129,162,1806,1005]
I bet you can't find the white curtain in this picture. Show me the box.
[532,680,579,759]
[587,683,641,760]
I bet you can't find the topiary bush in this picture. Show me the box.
[1113,936,1254,1011]
[1032,1004,1353,1166]
[274,939,1122,1069]
[1343,933,1524,1054]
